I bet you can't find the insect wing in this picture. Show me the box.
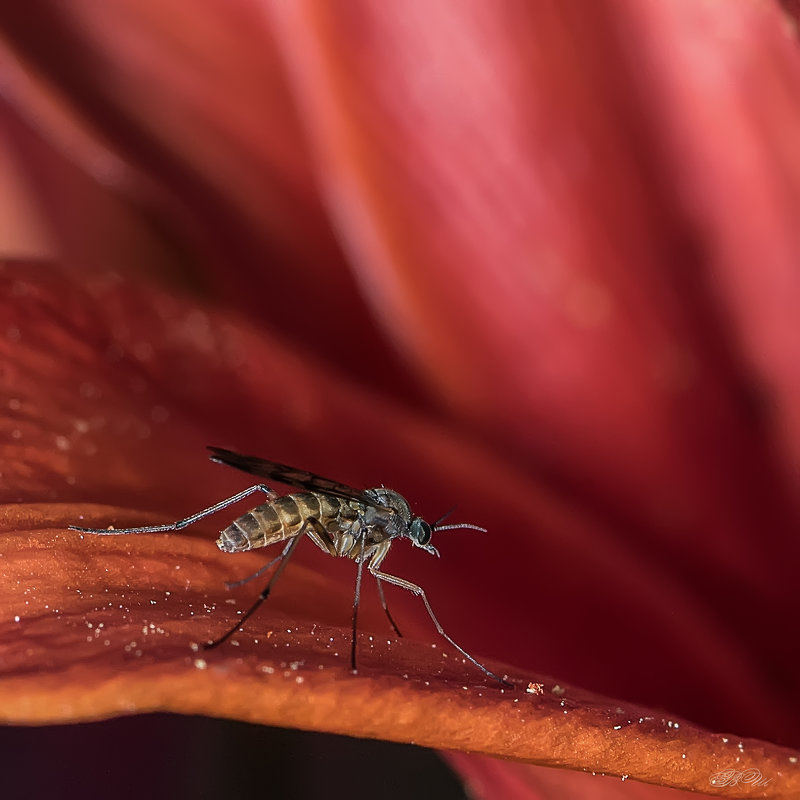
[207,447,387,509]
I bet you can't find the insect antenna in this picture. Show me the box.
[431,506,486,533]
[433,522,487,533]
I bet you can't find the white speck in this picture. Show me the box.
[261,665,275,674]
[722,737,729,743]
[194,659,207,670]
[613,725,621,730]
[551,684,565,695]
[621,775,628,781]
[14,615,20,623]
[789,756,797,764]
[295,677,304,684]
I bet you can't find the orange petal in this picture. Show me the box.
[3,510,799,797]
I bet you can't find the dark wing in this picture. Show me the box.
[207,447,388,509]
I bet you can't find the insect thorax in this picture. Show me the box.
[363,488,413,536]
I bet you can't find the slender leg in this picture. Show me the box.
[69,485,278,534]
[369,567,512,688]
[204,524,306,650]
[375,578,403,638]
[224,553,285,589]
[350,529,366,672]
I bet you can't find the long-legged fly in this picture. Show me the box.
[71,447,511,687]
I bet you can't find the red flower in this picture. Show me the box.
[1,1,799,797]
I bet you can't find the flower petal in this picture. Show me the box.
[2,263,799,795]
[2,512,799,796]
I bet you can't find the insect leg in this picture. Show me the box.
[368,567,512,688]
[375,578,403,638]
[204,525,305,650]
[224,553,285,589]
[69,484,278,534]
[350,529,366,673]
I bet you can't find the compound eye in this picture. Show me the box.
[412,518,432,546]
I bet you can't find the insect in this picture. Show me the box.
[70,446,511,687]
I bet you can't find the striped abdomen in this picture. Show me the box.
[216,492,361,554]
